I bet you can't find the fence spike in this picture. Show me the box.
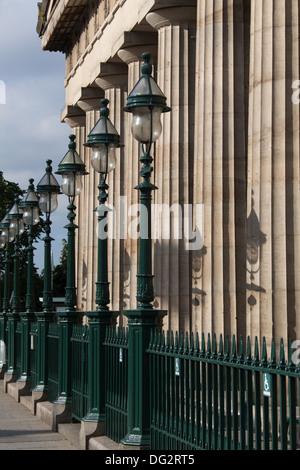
[195,332,200,354]
[162,330,166,349]
[270,338,276,366]
[218,334,223,357]
[190,331,194,354]
[212,333,217,357]
[201,332,205,356]
[238,335,244,363]
[231,335,237,362]
[224,335,230,360]
[184,331,189,353]
[207,333,211,355]
[278,338,285,370]
[260,337,267,367]
[175,331,179,350]
[246,336,251,363]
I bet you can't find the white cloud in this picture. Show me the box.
[0,0,72,271]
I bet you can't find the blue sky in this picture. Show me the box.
[0,0,71,271]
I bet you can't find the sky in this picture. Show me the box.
[0,0,71,271]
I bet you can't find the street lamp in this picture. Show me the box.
[6,197,24,314]
[20,179,40,314]
[5,197,24,379]
[0,215,15,314]
[84,98,121,312]
[36,159,60,314]
[121,52,170,448]
[124,51,170,310]
[17,179,40,387]
[34,160,60,396]
[0,214,15,376]
[55,134,88,313]
[53,135,87,411]
[81,98,121,428]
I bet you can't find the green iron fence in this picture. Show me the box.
[71,324,89,422]
[104,326,128,443]
[147,330,300,451]
[47,322,59,403]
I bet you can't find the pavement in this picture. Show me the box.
[0,383,79,451]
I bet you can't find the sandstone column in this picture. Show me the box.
[191,0,250,338]
[247,0,300,348]
[146,6,197,332]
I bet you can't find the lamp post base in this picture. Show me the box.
[121,308,167,448]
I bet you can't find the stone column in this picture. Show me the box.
[118,45,158,315]
[146,7,197,332]
[95,66,128,317]
[190,0,250,338]
[247,0,300,348]
[77,88,104,312]
[61,106,86,316]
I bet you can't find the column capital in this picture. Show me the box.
[146,6,197,30]
[95,62,128,91]
[112,31,157,58]
[118,45,157,65]
[76,87,104,113]
[61,105,86,128]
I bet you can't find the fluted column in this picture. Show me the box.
[247,0,300,347]
[77,88,104,312]
[146,7,197,332]
[95,69,128,317]
[191,0,249,338]
[118,45,158,314]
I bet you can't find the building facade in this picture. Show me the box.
[37,0,300,350]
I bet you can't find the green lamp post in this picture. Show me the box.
[82,98,121,429]
[54,135,87,408]
[18,179,40,386]
[121,52,170,448]
[0,215,15,377]
[5,197,25,379]
[34,160,60,395]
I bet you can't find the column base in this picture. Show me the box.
[31,388,48,415]
[3,372,17,393]
[121,433,150,449]
[51,402,72,432]
[80,417,105,450]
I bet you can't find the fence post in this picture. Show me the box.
[80,310,117,449]
[121,309,166,449]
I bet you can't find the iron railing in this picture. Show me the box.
[71,324,89,421]
[147,330,300,450]
[104,326,128,443]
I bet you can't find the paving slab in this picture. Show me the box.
[0,385,79,450]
